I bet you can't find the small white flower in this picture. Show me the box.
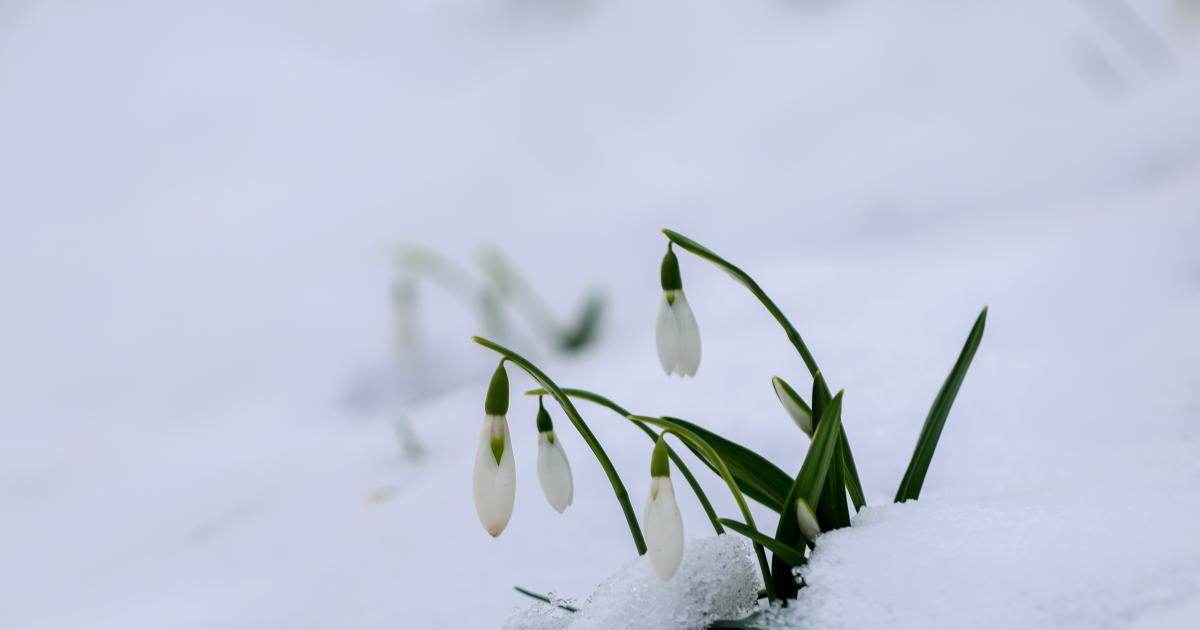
[656,246,701,377]
[772,376,813,437]
[474,413,516,537]
[656,290,702,377]
[643,437,684,580]
[537,431,574,513]
[644,476,684,580]
[475,363,515,537]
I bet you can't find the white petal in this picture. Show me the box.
[655,292,681,375]
[473,414,516,537]
[672,291,702,377]
[643,476,684,580]
[772,378,813,437]
[537,432,574,513]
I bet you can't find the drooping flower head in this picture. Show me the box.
[474,362,516,537]
[643,435,684,580]
[535,397,574,513]
[656,245,701,377]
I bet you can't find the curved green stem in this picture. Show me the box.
[663,229,866,513]
[629,415,777,604]
[526,387,724,535]
[662,229,824,383]
[473,337,647,556]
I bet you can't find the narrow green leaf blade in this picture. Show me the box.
[657,415,793,513]
[840,436,867,511]
[812,374,851,531]
[718,519,808,566]
[770,391,844,599]
[894,307,987,503]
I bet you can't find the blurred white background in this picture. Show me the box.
[1,1,1199,628]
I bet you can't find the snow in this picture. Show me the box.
[2,0,1200,629]
[507,535,759,630]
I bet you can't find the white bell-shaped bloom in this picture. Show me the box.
[772,376,813,437]
[473,414,516,537]
[643,475,684,579]
[537,431,574,513]
[656,290,702,377]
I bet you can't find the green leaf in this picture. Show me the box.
[657,415,792,513]
[771,390,844,600]
[718,520,808,566]
[558,292,605,352]
[513,586,578,613]
[840,436,867,512]
[812,374,851,532]
[894,307,987,503]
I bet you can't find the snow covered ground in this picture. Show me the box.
[2,0,1199,628]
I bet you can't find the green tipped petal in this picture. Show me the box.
[485,362,509,416]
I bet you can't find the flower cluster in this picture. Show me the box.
[468,228,988,610]
[473,362,577,537]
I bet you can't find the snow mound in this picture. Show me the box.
[506,535,760,630]
[755,494,1200,630]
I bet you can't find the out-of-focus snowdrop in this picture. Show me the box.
[474,363,516,537]
[535,397,574,513]
[655,246,701,377]
[643,436,684,580]
[772,376,813,438]
[391,414,426,461]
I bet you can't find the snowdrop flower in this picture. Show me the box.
[474,363,516,537]
[535,397,574,513]
[772,376,813,437]
[796,498,821,543]
[656,246,701,377]
[643,436,684,580]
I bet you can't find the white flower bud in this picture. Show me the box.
[473,414,515,537]
[537,431,574,513]
[643,472,684,580]
[656,290,702,377]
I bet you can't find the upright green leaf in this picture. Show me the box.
[771,391,845,599]
[812,374,850,532]
[894,307,988,503]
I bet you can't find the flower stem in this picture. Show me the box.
[525,387,724,536]
[472,336,647,556]
[662,229,867,512]
[629,415,778,604]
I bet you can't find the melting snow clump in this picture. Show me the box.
[506,535,760,630]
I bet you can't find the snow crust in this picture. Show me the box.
[506,535,759,630]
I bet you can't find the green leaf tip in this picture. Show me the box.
[650,435,671,477]
[484,362,509,416]
[536,397,554,433]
